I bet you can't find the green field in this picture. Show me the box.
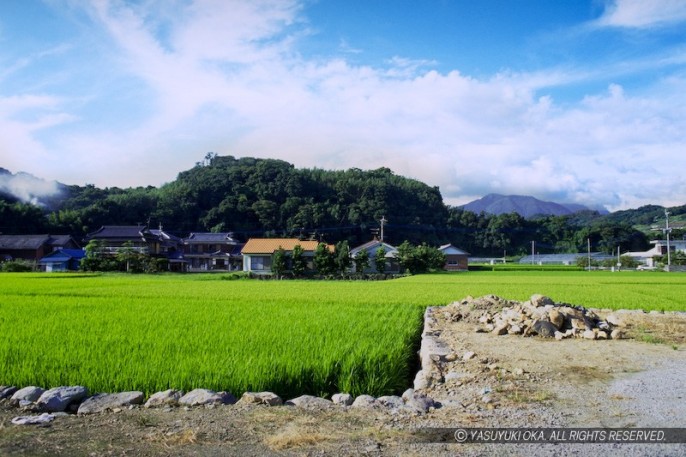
[1,271,684,399]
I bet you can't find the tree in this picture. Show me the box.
[396,241,446,274]
[374,247,387,274]
[314,242,335,275]
[353,249,369,274]
[334,240,351,275]
[272,247,287,279]
[116,241,140,272]
[291,244,307,277]
[81,239,117,272]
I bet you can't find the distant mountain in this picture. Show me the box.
[461,194,608,218]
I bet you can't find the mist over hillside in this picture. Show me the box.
[0,168,66,208]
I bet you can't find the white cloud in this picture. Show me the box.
[595,0,686,28]
[3,0,686,212]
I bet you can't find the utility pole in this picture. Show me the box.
[380,216,387,242]
[665,210,672,269]
[587,238,591,271]
[531,241,535,265]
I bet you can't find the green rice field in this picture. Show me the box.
[1,271,684,399]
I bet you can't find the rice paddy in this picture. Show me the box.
[1,270,684,399]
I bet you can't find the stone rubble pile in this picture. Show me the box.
[413,294,631,394]
[445,294,625,341]
[0,384,437,425]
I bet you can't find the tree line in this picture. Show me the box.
[1,154,684,256]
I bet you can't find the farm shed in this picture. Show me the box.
[438,244,469,271]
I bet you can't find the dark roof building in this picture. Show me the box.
[183,232,244,272]
[84,225,148,248]
[0,234,80,262]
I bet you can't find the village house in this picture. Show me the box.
[38,249,86,272]
[83,225,185,271]
[349,239,400,274]
[183,232,243,272]
[241,238,328,274]
[0,234,80,262]
[83,225,150,253]
[625,237,686,268]
[438,244,470,271]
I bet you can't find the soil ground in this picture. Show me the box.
[2,307,686,456]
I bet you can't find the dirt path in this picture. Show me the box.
[2,301,686,456]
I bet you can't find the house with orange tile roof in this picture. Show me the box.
[241,238,332,274]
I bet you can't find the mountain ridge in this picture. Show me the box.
[461,193,609,218]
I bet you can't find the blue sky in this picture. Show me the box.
[1,0,686,211]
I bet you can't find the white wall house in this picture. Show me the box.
[624,238,686,267]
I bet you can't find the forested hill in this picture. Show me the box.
[149,155,448,243]
[1,154,685,255]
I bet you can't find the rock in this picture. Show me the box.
[351,395,378,408]
[463,351,476,361]
[508,324,522,335]
[238,391,283,406]
[0,386,18,400]
[401,389,415,402]
[404,392,436,413]
[413,370,429,390]
[144,389,183,408]
[598,321,611,332]
[78,391,144,415]
[377,395,405,409]
[444,353,458,362]
[548,309,565,330]
[559,307,585,321]
[178,389,235,407]
[554,331,566,341]
[531,294,555,308]
[596,330,608,340]
[606,314,624,327]
[583,330,596,340]
[285,395,333,409]
[481,395,492,404]
[611,329,624,340]
[444,371,468,382]
[492,322,509,335]
[570,317,588,330]
[36,386,88,412]
[531,320,558,338]
[331,393,354,406]
[10,386,45,406]
[11,413,55,425]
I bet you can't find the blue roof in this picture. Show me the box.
[39,249,86,263]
